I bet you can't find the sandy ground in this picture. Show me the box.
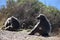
[0,30,60,40]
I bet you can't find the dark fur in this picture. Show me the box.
[2,16,21,31]
[29,14,51,37]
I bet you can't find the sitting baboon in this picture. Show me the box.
[2,16,21,31]
[29,14,51,37]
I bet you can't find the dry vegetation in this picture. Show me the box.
[0,0,60,40]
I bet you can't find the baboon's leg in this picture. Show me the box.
[29,27,38,35]
[40,32,49,37]
[29,22,40,35]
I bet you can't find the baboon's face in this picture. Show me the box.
[2,19,12,30]
[8,18,12,24]
[37,15,45,20]
[9,19,11,23]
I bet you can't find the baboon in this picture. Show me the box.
[2,16,21,31]
[29,14,51,37]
